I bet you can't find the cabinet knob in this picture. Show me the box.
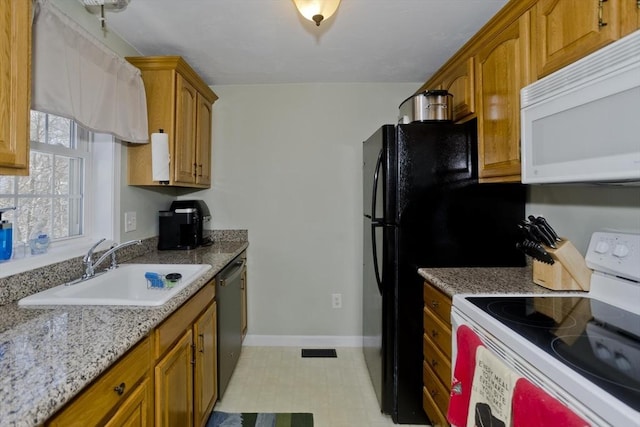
[431,359,438,368]
[430,389,439,398]
[431,329,438,338]
[431,300,439,309]
[113,382,126,396]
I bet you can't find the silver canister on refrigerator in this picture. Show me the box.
[398,90,453,123]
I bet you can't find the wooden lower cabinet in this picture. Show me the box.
[105,379,152,427]
[194,302,218,427]
[155,280,218,427]
[47,337,152,427]
[423,281,453,427]
[155,330,194,427]
[47,278,219,427]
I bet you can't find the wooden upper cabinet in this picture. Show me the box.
[126,56,217,188]
[534,0,622,79]
[0,0,31,176]
[174,75,199,185]
[476,11,532,182]
[195,93,213,186]
[621,0,640,35]
[440,57,476,123]
[417,56,475,123]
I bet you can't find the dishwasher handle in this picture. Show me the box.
[219,259,245,287]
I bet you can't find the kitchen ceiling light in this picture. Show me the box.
[79,0,131,29]
[292,0,341,26]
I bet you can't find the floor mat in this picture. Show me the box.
[207,411,313,427]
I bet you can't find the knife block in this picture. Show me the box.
[532,239,592,291]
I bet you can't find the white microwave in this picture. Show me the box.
[521,30,640,184]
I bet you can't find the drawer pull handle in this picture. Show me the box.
[598,0,608,28]
[431,359,438,368]
[431,300,439,308]
[199,333,205,353]
[114,382,126,396]
[430,389,439,398]
[431,330,438,338]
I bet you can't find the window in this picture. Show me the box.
[0,112,90,246]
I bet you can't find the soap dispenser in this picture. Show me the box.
[0,207,16,261]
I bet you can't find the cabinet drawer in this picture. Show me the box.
[48,337,151,427]
[423,282,452,326]
[424,307,452,359]
[155,279,215,358]
[423,361,450,425]
[423,333,451,388]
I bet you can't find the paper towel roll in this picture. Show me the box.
[151,132,170,182]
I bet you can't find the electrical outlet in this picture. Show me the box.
[331,293,342,309]
[124,211,137,232]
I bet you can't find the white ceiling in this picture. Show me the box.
[104,0,509,86]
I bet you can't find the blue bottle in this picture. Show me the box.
[0,207,16,262]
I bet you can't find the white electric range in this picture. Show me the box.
[452,231,640,426]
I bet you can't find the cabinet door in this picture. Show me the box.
[195,93,212,186]
[174,74,198,185]
[476,12,531,182]
[155,330,193,427]
[105,379,152,427]
[194,302,218,427]
[0,0,31,175]
[621,0,640,35]
[535,0,621,78]
[441,57,475,123]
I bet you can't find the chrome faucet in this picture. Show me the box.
[82,239,142,278]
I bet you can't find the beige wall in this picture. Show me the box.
[527,185,640,254]
[188,83,418,340]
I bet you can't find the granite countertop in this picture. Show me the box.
[0,237,248,427]
[418,265,573,297]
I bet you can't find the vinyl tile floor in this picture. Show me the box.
[213,346,429,427]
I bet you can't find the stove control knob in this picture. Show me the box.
[612,244,630,258]
[614,352,632,372]
[594,240,610,254]
[595,342,611,360]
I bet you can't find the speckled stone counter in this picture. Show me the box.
[0,232,248,427]
[418,265,570,297]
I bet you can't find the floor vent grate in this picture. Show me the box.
[301,348,337,358]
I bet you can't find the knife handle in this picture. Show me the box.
[537,216,561,242]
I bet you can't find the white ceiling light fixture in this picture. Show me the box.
[292,0,341,26]
[80,0,131,29]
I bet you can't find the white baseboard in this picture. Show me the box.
[243,335,363,347]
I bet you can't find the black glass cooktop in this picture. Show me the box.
[467,296,640,411]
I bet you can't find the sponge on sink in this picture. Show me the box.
[145,272,165,288]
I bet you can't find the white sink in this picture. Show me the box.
[18,264,212,307]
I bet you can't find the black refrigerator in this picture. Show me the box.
[362,121,525,424]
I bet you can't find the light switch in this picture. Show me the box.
[124,211,137,232]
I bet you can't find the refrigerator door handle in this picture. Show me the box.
[371,222,383,295]
[371,148,384,223]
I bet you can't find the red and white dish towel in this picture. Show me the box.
[447,325,590,427]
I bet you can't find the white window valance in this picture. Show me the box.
[32,0,149,143]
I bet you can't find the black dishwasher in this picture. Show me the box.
[216,254,245,398]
